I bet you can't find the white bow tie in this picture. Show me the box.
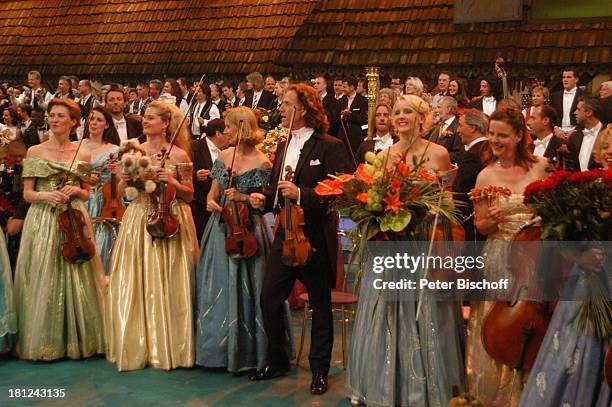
[533,138,547,146]
[583,129,597,137]
[483,96,495,102]
[564,90,575,95]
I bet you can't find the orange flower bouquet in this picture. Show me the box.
[315,151,460,240]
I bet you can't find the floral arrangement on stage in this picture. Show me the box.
[524,168,612,338]
[253,108,281,132]
[116,139,157,201]
[0,130,15,147]
[257,126,288,163]
[315,151,459,240]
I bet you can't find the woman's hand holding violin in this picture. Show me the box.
[156,168,178,187]
[224,187,244,202]
[43,190,70,205]
[59,185,82,198]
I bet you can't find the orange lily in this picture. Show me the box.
[356,192,369,203]
[383,192,402,214]
[355,164,374,185]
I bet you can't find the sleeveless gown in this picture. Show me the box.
[87,145,120,274]
[465,193,533,406]
[106,163,198,371]
[14,158,105,360]
[195,160,293,372]
[346,219,466,407]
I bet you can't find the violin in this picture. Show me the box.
[59,203,96,264]
[100,153,125,221]
[280,166,312,267]
[221,121,258,259]
[146,147,180,239]
[57,139,96,264]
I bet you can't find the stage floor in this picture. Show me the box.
[0,310,352,406]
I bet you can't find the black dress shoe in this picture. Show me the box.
[248,364,289,381]
[310,373,328,395]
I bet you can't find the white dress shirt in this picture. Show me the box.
[373,133,393,152]
[464,136,487,151]
[191,101,207,136]
[113,117,128,141]
[482,96,497,116]
[205,136,221,163]
[578,121,601,171]
[562,87,577,128]
[533,133,553,157]
[252,90,263,109]
[441,116,455,133]
[285,127,314,176]
[346,92,356,110]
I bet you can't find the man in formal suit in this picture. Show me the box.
[527,105,579,172]
[131,82,151,116]
[339,76,368,161]
[190,118,230,241]
[550,68,587,136]
[332,77,345,100]
[189,83,220,139]
[76,79,100,139]
[244,72,275,111]
[570,97,604,171]
[453,108,488,242]
[598,80,611,127]
[26,70,53,110]
[431,71,450,108]
[248,84,353,394]
[221,82,239,111]
[177,77,193,105]
[428,96,463,163]
[468,77,498,116]
[356,103,395,163]
[313,76,340,138]
[106,85,143,141]
[21,107,46,148]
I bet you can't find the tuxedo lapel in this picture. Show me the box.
[294,133,320,181]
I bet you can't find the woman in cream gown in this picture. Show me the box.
[467,107,548,406]
[106,100,198,371]
[14,98,105,360]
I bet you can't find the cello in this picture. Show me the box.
[221,120,258,259]
[57,138,96,264]
[271,106,313,267]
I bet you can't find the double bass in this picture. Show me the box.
[221,120,258,259]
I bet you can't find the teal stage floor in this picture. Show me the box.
[0,311,352,406]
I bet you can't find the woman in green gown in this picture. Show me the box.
[14,98,105,360]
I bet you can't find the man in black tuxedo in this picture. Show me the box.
[527,105,579,172]
[570,97,604,171]
[550,68,587,137]
[221,82,239,111]
[453,108,488,242]
[21,107,46,148]
[313,75,340,137]
[244,72,276,111]
[190,119,230,241]
[106,85,143,142]
[339,76,368,161]
[248,84,353,394]
[428,96,464,164]
[355,103,395,163]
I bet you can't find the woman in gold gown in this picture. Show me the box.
[467,107,548,406]
[106,100,198,371]
[14,98,105,360]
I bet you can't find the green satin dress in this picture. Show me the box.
[14,158,105,361]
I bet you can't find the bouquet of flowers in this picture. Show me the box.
[315,151,460,241]
[257,126,288,163]
[0,130,14,147]
[117,139,157,201]
[524,168,612,338]
[253,108,281,132]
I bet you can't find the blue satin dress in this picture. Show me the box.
[195,160,293,372]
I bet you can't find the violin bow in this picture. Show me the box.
[60,113,92,188]
[339,114,358,168]
[159,72,207,168]
[272,106,296,212]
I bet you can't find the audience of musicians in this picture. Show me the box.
[0,67,610,405]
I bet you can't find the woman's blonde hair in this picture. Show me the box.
[393,94,433,136]
[593,127,611,167]
[225,106,264,147]
[405,76,424,97]
[146,100,191,158]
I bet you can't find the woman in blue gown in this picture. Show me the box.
[82,106,121,275]
[195,106,292,373]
